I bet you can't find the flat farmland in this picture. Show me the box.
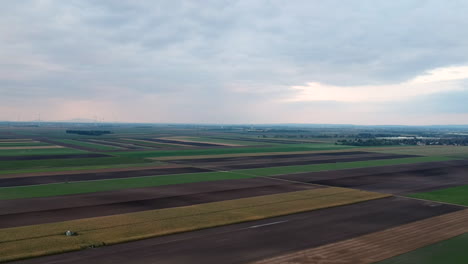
[409,184,468,206]
[166,151,419,170]
[0,156,151,174]
[0,153,110,161]
[8,197,463,264]
[0,148,86,157]
[0,178,317,228]
[376,233,468,264]
[140,138,228,147]
[52,139,122,151]
[116,143,355,159]
[2,128,468,264]
[274,159,468,194]
[0,165,211,187]
[0,155,452,199]
[0,188,389,262]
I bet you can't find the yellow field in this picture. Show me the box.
[0,188,389,262]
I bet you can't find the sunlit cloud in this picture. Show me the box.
[410,65,468,84]
[287,65,468,103]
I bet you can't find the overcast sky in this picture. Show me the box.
[1,0,468,124]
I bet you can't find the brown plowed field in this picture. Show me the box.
[143,138,226,147]
[10,197,462,264]
[276,159,468,194]
[168,151,418,170]
[0,178,316,228]
[0,166,211,187]
[251,209,468,264]
[37,138,99,152]
[160,137,243,146]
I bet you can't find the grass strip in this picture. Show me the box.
[0,156,453,200]
[0,188,389,262]
[376,233,468,264]
[408,185,468,206]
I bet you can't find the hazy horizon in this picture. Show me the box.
[2,1,468,125]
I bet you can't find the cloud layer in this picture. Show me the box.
[1,0,468,124]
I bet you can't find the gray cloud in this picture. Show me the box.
[1,0,468,123]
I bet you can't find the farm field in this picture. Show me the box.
[0,148,86,157]
[53,139,122,151]
[1,124,468,264]
[408,185,468,206]
[376,233,468,264]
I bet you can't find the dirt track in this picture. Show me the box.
[0,178,316,228]
[10,197,462,264]
[276,159,468,194]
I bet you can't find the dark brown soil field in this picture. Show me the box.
[81,139,146,150]
[11,197,463,264]
[169,151,418,170]
[210,136,316,144]
[167,151,377,162]
[142,138,227,147]
[0,178,316,228]
[0,166,212,187]
[275,159,468,194]
[0,153,110,161]
[37,138,99,152]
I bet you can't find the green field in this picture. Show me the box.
[117,143,355,159]
[239,156,454,176]
[377,233,468,264]
[176,136,277,146]
[0,156,453,200]
[0,171,253,200]
[408,185,468,206]
[0,148,86,157]
[55,139,121,151]
[117,138,183,148]
[0,188,388,262]
[0,142,51,147]
[0,156,150,173]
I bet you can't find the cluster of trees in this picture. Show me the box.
[66,130,112,136]
[336,137,468,146]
